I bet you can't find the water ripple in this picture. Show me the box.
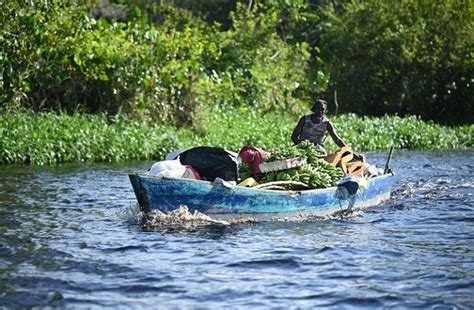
[0,152,473,308]
[226,257,302,269]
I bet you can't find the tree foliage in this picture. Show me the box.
[317,0,473,124]
[1,0,472,125]
[1,0,311,126]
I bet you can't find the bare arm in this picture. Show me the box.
[327,121,346,148]
[291,117,305,145]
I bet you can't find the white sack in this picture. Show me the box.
[145,160,186,178]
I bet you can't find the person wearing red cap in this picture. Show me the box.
[238,146,271,181]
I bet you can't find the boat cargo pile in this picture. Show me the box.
[129,144,394,220]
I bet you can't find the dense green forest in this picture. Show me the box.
[2,0,472,125]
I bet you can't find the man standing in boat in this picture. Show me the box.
[291,99,347,155]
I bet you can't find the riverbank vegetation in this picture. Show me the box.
[1,1,472,165]
[1,110,472,165]
[2,1,472,124]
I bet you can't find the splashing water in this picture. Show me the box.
[134,203,365,229]
[141,205,231,228]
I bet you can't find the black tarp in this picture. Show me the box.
[177,147,238,182]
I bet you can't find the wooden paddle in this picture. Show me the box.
[384,146,395,174]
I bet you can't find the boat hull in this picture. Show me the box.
[129,173,395,219]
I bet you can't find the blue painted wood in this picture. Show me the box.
[129,173,394,219]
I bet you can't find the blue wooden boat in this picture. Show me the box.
[128,173,395,220]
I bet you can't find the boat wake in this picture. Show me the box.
[142,205,231,227]
[126,204,366,231]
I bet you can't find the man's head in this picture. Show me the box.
[311,99,327,116]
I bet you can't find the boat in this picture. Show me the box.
[128,172,395,221]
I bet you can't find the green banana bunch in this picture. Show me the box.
[257,142,345,190]
[265,147,303,162]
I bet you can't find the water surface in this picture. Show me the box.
[0,150,473,308]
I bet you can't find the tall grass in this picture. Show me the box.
[1,109,472,165]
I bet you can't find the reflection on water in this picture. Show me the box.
[0,150,473,308]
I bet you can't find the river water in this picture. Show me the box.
[0,150,473,308]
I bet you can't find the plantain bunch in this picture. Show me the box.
[265,146,303,162]
[295,140,327,164]
[259,141,344,190]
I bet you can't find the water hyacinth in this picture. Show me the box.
[0,108,472,165]
[0,111,182,165]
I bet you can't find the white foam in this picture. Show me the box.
[133,204,367,229]
[143,205,230,227]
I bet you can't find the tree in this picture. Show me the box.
[317,0,473,124]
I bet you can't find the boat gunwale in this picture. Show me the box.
[129,172,394,196]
